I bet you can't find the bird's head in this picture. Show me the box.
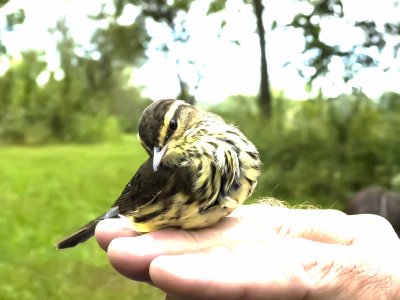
[138,99,198,172]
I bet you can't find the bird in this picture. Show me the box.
[56,99,261,249]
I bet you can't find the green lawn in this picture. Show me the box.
[0,137,164,299]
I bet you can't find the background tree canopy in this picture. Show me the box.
[1,0,399,196]
[1,0,400,204]
[289,0,400,85]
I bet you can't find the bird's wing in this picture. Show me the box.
[212,144,240,195]
[112,158,175,214]
[221,147,240,193]
[207,145,241,210]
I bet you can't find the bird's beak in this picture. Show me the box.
[152,145,168,172]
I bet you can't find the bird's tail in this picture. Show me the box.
[56,207,119,249]
[56,218,100,249]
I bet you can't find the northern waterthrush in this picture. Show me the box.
[57,99,261,249]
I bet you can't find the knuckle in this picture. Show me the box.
[355,213,395,233]
[364,213,390,226]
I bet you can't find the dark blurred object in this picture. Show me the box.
[345,186,400,237]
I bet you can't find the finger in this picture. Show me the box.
[95,219,139,251]
[106,226,227,282]
[98,206,397,258]
[97,206,353,258]
[102,205,353,283]
[233,204,394,245]
[106,229,185,282]
[149,239,309,299]
[344,213,400,245]
[232,205,352,244]
[149,238,387,300]
[105,215,279,282]
[100,205,399,290]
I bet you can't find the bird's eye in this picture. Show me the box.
[169,118,178,131]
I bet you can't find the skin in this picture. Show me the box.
[95,204,400,300]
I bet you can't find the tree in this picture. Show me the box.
[288,0,400,86]
[105,0,197,103]
[48,18,148,140]
[0,51,48,143]
[0,15,149,144]
[1,4,25,54]
[99,0,273,111]
[252,0,271,116]
[208,0,272,116]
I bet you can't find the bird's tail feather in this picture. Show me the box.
[56,218,99,249]
[56,207,119,249]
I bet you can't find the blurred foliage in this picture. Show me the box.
[211,92,400,208]
[113,0,194,25]
[1,7,25,54]
[2,0,400,121]
[0,19,150,144]
[110,0,198,103]
[289,0,400,84]
[5,8,25,30]
[1,0,400,203]
[91,16,149,67]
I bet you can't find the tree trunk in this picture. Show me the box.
[253,0,272,117]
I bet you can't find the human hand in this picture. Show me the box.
[95,204,400,299]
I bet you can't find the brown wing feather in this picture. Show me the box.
[57,159,174,249]
[115,159,175,214]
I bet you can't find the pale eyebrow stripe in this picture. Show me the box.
[159,100,187,146]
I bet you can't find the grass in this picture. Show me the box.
[0,136,164,299]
